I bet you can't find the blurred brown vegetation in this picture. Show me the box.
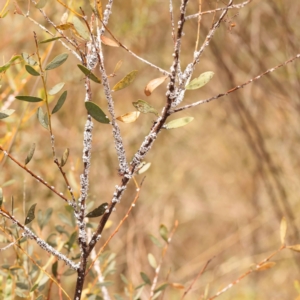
[1,0,300,299]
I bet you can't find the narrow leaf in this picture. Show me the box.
[48,82,65,95]
[25,203,37,225]
[45,53,68,71]
[60,148,69,167]
[39,37,63,44]
[137,162,151,175]
[144,76,168,96]
[288,245,300,252]
[0,188,3,207]
[132,99,158,116]
[101,35,119,47]
[57,23,74,30]
[112,70,138,91]
[256,262,276,271]
[25,65,40,76]
[86,203,108,218]
[154,283,169,293]
[165,117,194,130]
[280,217,287,245]
[37,107,48,129]
[186,71,214,90]
[52,91,67,114]
[73,16,90,40]
[35,0,48,9]
[140,272,151,285]
[0,109,15,120]
[16,95,43,102]
[0,63,10,73]
[85,101,110,124]
[148,253,157,269]
[21,52,38,66]
[170,283,185,290]
[25,143,36,165]
[120,274,128,285]
[52,261,58,278]
[159,224,168,242]
[113,60,123,74]
[77,64,101,84]
[116,111,140,123]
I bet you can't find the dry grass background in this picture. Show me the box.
[1,0,300,299]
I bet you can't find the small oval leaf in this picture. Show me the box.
[25,203,37,225]
[144,76,168,96]
[132,100,158,116]
[159,224,169,242]
[72,16,90,40]
[140,272,151,285]
[25,143,36,165]
[113,60,123,74]
[37,107,48,129]
[137,162,151,175]
[112,70,138,92]
[256,262,276,271]
[39,37,63,44]
[52,91,67,114]
[280,217,287,245]
[35,0,48,9]
[85,101,110,124]
[77,64,101,84]
[86,203,108,218]
[0,188,3,207]
[48,82,65,95]
[45,53,68,71]
[52,261,58,278]
[116,111,140,123]
[186,71,214,90]
[60,148,69,167]
[148,253,157,269]
[25,65,40,76]
[101,35,119,47]
[16,96,43,102]
[165,117,194,130]
[154,283,169,293]
[0,109,15,120]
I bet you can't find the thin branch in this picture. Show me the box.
[0,146,72,205]
[185,0,252,20]
[0,208,79,270]
[171,53,300,114]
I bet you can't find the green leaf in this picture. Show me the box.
[140,272,151,285]
[58,213,73,227]
[25,65,40,76]
[60,148,69,167]
[25,143,36,165]
[38,208,53,230]
[48,82,65,95]
[186,71,214,90]
[112,70,138,92]
[52,261,58,277]
[132,99,158,116]
[37,107,48,129]
[52,91,67,114]
[149,235,162,248]
[66,231,77,250]
[85,101,110,124]
[86,203,108,218]
[0,188,3,207]
[16,282,29,290]
[120,274,128,285]
[25,203,37,225]
[159,224,168,242]
[35,0,48,9]
[39,37,63,44]
[148,253,157,269]
[77,64,101,83]
[154,283,169,293]
[45,53,68,71]
[16,96,43,102]
[73,16,90,40]
[0,63,11,73]
[165,117,194,130]
[30,283,38,292]
[55,225,69,236]
[21,52,38,66]
[0,109,15,120]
